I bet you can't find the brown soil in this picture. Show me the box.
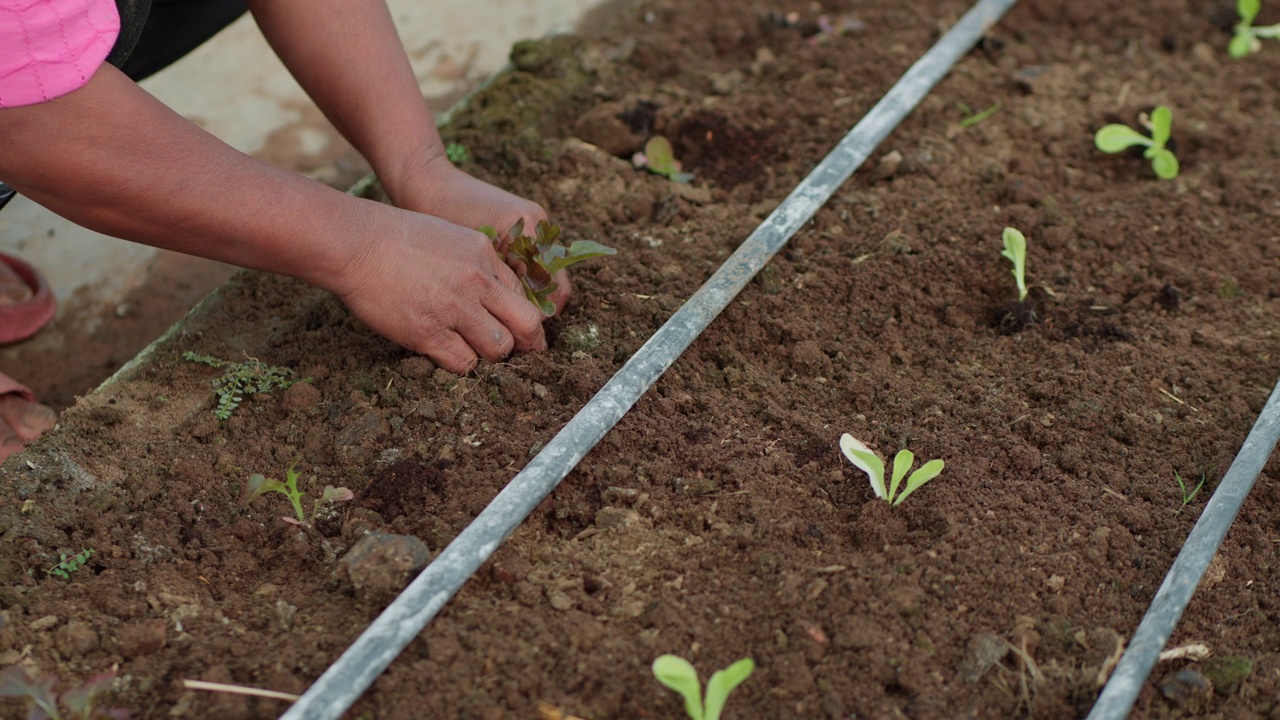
[4,0,1280,718]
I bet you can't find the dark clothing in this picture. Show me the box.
[111,0,249,82]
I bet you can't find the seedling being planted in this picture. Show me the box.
[652,655,755,720]
[1230,0,1280,57]
[242,459,353,526]
[632,136,694,183]
[479,220,616,316]
[47,548,94,580]
[1094,106,1179,180]
[840,434,945,506]
[0,666,131,720]
[183,351,303,420]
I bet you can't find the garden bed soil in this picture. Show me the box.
[4,0,1280,717]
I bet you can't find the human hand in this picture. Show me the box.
[386,157,572,315]
[331,209,547,374]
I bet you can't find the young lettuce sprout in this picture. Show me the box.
[1001,227,1029,302]
[1230,0,1280,57]
[479,220,617,316]
[0,666,131,720]
[840,434,945,506]
[242,459,353,526]
[632,136,694,183]
[652,655,755,720]
[1094,106,1179,180]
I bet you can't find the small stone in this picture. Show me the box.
[1160,669,1213,707]
[572,101,646,157]
[119,619,167,658]
[1046,574,1065,592]
[29,615,58,631]
[336,532,431,605]
[871,150,903,182]
[54,621,99,656]
[398,356,436,379]
[548,592,574,611]
[594,507,640,529]
[560,324,602,352]
[281,382,321,413]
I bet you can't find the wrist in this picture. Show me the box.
[377,132,452,208]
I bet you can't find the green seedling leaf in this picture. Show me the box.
[1147,147,1180,179]
[894,459,946,506]
[1149,105,1173,147]
[703,658,755,720]
[1240,0,1261,25]
[959,101,1001,128]
[637,136,695,183]
[653,655,704,720]
[1001,227,1029,302]
[1094,124,1151,153]
[889,450,914,503]
[1094,106,1179,179]
[0,666,60,720]
[61,671,131,720]
[842,434,945,506]
[839,433,886,500]
[487,220,617,317]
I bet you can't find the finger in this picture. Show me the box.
[480,271,547,353]
[416,330,480,375]
[0,395,56,442]
[455,311,518,363]
[548,270,572,315]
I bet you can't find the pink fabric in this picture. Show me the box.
[0,0,120,108]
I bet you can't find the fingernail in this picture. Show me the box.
[21,406,54,432]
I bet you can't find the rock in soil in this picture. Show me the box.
[336,531,431,605]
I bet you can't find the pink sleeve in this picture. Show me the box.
[0,0,121,109]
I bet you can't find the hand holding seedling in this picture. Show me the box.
[480,220,616,316]
[840,434,945,506]
[1094,106,1179,179]
[652,655,755,720]
[1230,0,1280,57]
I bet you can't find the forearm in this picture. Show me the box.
[0,64,378,296]
[245,0,446,205]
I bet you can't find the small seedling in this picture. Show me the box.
[183,351,303,420]
[242,459,353,526]
[445,142,471,164]
[47,549,94,580]
[0,666,130,720]
[652,655,754,720]
[1174,470,1207,515]
[1001,227,1029,302]
[840,434,945,506]
[1094,106,1179,179]
[632,136,694,183]
[479,220,616,316]
[958,101,1002,128]
[1230,0,1280,57]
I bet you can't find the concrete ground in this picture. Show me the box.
[0,0,619,409]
